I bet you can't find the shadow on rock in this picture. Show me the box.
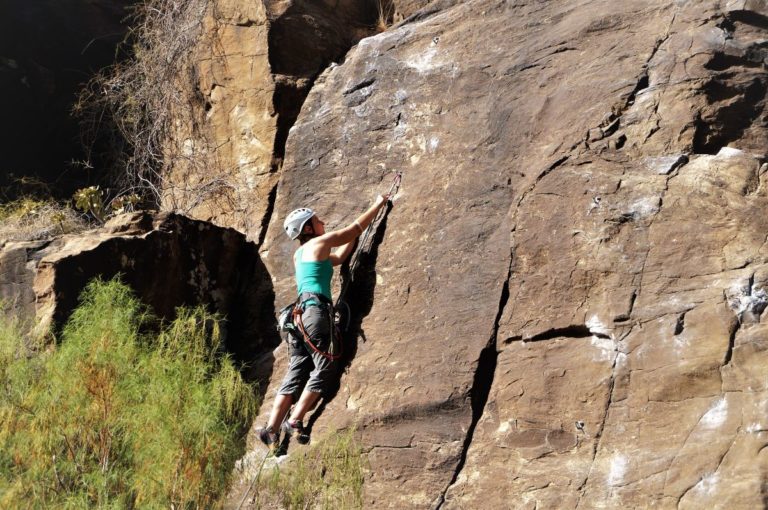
[305,204,393,436]
[230,250,282,403]
[19,212,281,405]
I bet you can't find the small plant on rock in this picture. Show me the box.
[375,0,395,31]
[110,192,141,214]
[73,185,107,223]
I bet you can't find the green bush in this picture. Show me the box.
[0,278,257,508]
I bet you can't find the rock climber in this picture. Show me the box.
[258,194,390,446]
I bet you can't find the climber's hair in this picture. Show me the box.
[297,217,316,244]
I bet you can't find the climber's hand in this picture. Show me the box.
[375,194,389,208]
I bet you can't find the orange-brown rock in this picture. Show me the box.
[11,0,764,507]
[163,0,385,240]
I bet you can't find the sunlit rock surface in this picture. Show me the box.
[232,0,768,508]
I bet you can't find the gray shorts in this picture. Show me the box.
[277,305,340,399]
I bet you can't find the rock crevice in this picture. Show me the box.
[435,257,512,508]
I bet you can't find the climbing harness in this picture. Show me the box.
[293,292,343,361]
[278,302,297,334]
[279,291,343,360]
[335,171,403,326]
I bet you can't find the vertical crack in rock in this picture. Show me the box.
[674,311,686,336]
[724,306,741,368]
[597,14,674,133]
[575,330,624,508]
[636,156,685,297]
[508,18,682,503]
[723,286,744,368]
[574,17,683,497]
[433,257,512,509]
[589,11,676,152]
[269,74,313,173]
[722,271,766,370]
[256,182,278,248]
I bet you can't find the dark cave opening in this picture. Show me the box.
[0,0,136,200]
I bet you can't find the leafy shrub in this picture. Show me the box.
[72,186,107,223]
[0,278,257,508]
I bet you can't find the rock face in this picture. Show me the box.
[164,0,387,240]
[449,147,768,509]
[224,0,768,508]
[0,212,278,362]
[12,0,755,506]
[3,0,767,506]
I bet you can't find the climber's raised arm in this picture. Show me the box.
[329,238,356,267]
[306,195,388,262]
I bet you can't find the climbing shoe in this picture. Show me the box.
[257,426,278,448]
[281,419,310,445]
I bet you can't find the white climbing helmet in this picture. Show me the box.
[283,207,315,240]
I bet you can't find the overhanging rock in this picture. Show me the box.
[0,212,279,362]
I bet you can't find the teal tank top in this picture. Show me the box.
[295,246,333,301]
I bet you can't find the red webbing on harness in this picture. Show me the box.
[293,305,343,361]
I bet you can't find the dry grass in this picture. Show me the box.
[0,199,88,244]
[248,428,366,509]
[375,0,395,31]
